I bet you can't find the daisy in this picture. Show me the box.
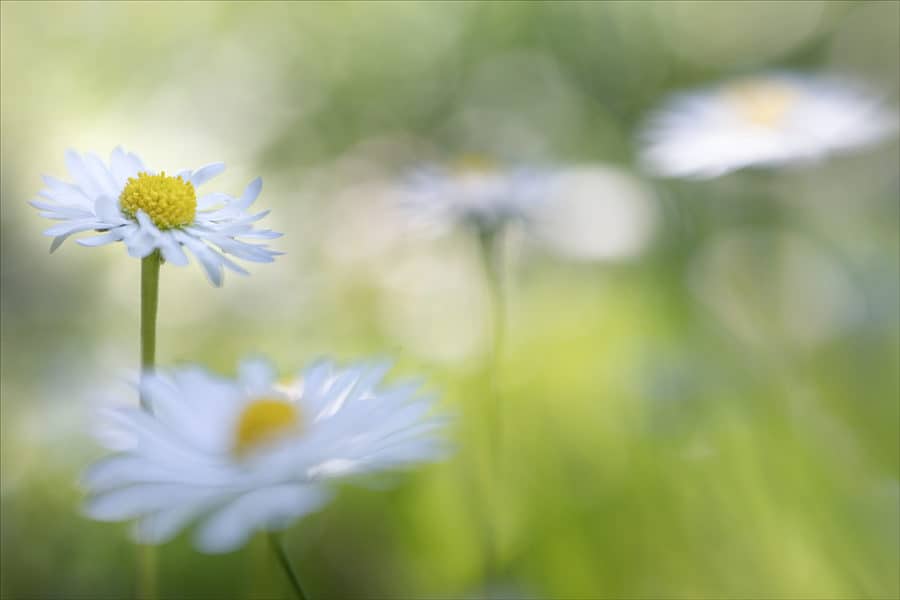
[31,147,282,286]
[82,357,450,554]
[639,73,899,179]
[402,157,552,236]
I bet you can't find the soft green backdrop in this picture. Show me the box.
[1,2,898,599]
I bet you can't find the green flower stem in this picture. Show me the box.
[138,250,162,599]
[137,543,158,600]
[477,228,506,469]
[140,251,161,407]
[476,227,508,585]
[268,532,310,600]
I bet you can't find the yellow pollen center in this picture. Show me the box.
[454,154,496,175]
[119,171,196,229]
[725,80,797,127]
[233,398,301,457]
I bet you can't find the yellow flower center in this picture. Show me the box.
[725,80,797,127]
[454,154,496,175]
[233,398,301,457]
[119,172,196,230]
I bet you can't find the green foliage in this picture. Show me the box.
[1,1,898,598]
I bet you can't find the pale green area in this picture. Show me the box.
[1,2,898,599]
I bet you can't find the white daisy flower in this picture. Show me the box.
[31,147,282,286]
[82,357,450,553]
[403,157,552,235]
[639,73,899,179]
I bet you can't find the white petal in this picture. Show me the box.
[85,483,212,521]
[124,232,158,259]
[306,458,362,479]
[238,358,276,395]
[84,152,120,198]
[134,210,160,235]
[218,254,251,276]
[236,229,282,240]
[38,177,93,208]
[77,230,124,247]
[132,499,219,545]
[123,211,162,258]
[31,201,93,220]
[65,149,100,198]
[109,146,143,188]
[173,231,224,286]
[158,233,189,266]
[187,163,226,187]
[102,407,225,471]
[203,235,277,263]
[42,220,103,237]
[313,368,362,421]
[236,177,262,210]
[80,455,216,491]
[191,247,224,286]
[299,360,335,412]
[197,192,231,210]
[94,195,124,223]
[194,485,329,554]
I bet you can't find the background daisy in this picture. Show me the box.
[402,159,553,237]
[639,73,899,178]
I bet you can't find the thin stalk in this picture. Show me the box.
[477,228,506,476]
[140,251,161,409]
[137,543,158,600]
[268,532,309,600]
[138,250,161,599]
[476,226,508,587]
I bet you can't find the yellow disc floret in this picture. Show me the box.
[119,171,196,229]
[455,154,496,175]
[725,79,798,127]
[233,397,301,457]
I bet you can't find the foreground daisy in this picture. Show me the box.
[402,158,551,236]
[31,147,282,285]
[639,73,898,179]
[83,357,449,554]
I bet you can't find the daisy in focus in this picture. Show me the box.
[639,73,899,179]
[31,147,282,285]
[402,157,552,236]
[83,357,450,553]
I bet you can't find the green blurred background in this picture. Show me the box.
[1,1,898,598]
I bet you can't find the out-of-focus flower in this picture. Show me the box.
[82,357,449,553]
[31,147,282,285]
[402,157,553,235]
[639,73,898,179]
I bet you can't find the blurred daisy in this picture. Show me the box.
[640,73,899,179]
[83,357,449,553]
[31,147,282,285]
[403,157,552,235]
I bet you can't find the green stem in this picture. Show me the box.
[477,228,506,476]
[138,251,161,600]
[476,227,507,586]
[268,533,309,600]
[137,543,158,600]
[140,251,161,410]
